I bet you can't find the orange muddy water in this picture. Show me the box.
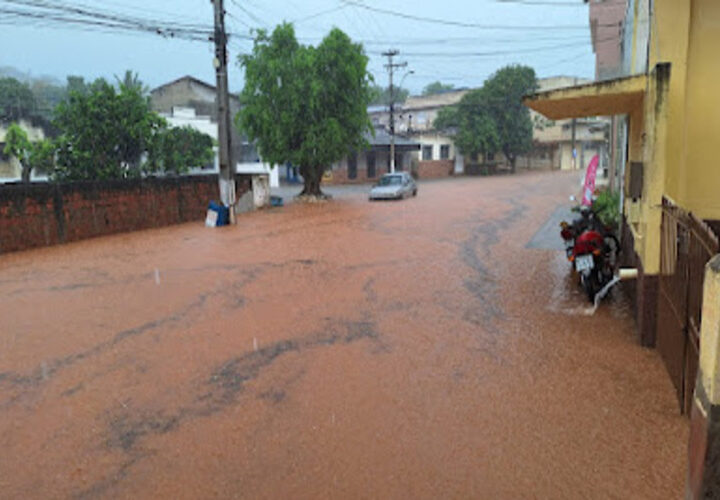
[0,172,686,499]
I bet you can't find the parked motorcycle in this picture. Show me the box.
[560,200,620,302]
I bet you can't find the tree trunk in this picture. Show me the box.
[505,150,516,174]
[299,165,326,198]
[21,164,31,183]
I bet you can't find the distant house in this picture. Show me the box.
[368,89,469,179]
[523,76,611,172]
[368,78,610,176]
[400,89,470,177]
[158,106,217,172]
[0,120,46,181]
[150,76,259,165]
[326,127,420,184]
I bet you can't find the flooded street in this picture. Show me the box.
[0,171,686,498]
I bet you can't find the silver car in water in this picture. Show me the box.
[369,172,417,201]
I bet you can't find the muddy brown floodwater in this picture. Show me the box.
[0,171,687,499]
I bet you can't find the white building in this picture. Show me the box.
[160,106,278,187]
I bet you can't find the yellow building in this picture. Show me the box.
[526,0,720,412]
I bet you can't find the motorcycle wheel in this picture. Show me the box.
[581,272,598,303]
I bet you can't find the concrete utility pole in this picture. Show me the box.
[212,0,236,223]
[383,50,407,174]
[609,116,617,192]
[571,77,578,171]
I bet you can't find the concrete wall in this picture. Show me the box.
[589,0,626,80]
[0,175,250,254]
[623,0,651,76]
[328,150,421,184]
[413,133,455,161]
[688,255,720,497]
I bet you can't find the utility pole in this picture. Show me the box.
[212,0,236,223]
[571,77,578,170]
[609,115,617,192]
[383,50,406,174]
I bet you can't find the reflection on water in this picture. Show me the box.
[545,251,632,318]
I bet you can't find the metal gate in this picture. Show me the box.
[658,198,719,413]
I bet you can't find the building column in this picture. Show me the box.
[687,255,720,498]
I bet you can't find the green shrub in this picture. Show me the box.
[593,189,621,229]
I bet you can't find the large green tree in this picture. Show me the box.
[237,23,372,197]
[434,65,537,173]
[53,78,165,180]
[422,81,455,96]
[0,77,37,123]
[434,91,499,162]
[480,65,537,172]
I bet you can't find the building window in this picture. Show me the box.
[486,152,495,162]
[348,153,357,179]
[367,151,376,178]
[440,145,450,160]
[422,145,433,161]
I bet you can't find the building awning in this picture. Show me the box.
[365,129,421,150]
[523,74,647,120]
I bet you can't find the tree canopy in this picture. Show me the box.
[1,68,214,182]
[51,77,213,181]
[434,64,537,172]
[434,92,499,162]
[237,23,372,197]
[481,65,537,171]
[422,81,455,96]
[0,77,37,123]
[52,78,165,180]
[148,126,215,175]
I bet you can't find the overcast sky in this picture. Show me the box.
[0,0,595,94]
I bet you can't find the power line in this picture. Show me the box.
[292,5,348,24]
[228,0,266,28]
[342,0,623,30]
[366,36,619,58]
[495,0,626,5]
[0,0,215,40]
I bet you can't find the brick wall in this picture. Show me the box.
[0,175,250,254]
[417,160,454,179]
[324,167,387,185]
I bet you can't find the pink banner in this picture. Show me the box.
[581,154,600,206]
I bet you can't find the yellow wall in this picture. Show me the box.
[623,0,720,274]
[650,0,691,206]
[680,0,720,220]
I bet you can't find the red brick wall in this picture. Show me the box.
[324,167,386,185]
[417,160,454,179]
[0,175,250,254]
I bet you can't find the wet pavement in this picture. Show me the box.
[0,171,687,499]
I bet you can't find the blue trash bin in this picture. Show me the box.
[208,201,229,226]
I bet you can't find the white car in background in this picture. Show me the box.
[369,172,417,201]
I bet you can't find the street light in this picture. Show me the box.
[390,69,413,174]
